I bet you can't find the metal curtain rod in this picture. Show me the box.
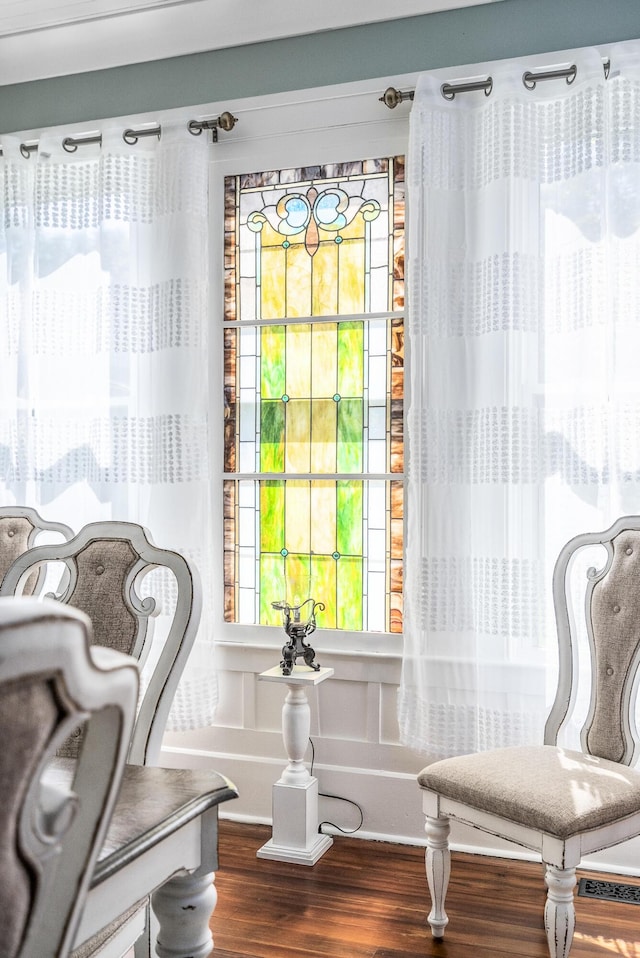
[380,58,612,107]
[0,110,238,158]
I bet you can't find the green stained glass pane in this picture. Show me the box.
[260,480,284,552]
[337,481,363,555]
[337,399,363,473]
[261,401,285,472]
[337,323,364,396]
[260,552,285,625]
[310,554,336,629]
[261,326,286,398]
[337,556,363,631]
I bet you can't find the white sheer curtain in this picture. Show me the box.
[400,42,640,758]
[0,124,217,729]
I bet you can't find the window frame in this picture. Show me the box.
[208,75,414,656]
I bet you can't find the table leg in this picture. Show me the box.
[152,871,216,958]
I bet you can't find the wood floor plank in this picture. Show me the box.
[210,821,640,958]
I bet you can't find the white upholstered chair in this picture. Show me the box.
[0,506,73,594]
[0,519,200,766]
[0,596,138,958]
[419,515,640,958]
[0,520,203,958]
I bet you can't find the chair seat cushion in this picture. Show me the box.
[418,745,640,839]
[70,901,146,958]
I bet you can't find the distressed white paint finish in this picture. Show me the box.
[544,865,576,958]
[162,663,640,875]
[163,642,421,850]
[152,871,217,958]
[256,665,334,864]
[425,816,450,938]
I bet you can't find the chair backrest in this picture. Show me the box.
[0,507,73,595]
[0,520,202,765]
[0,596,138,958]
[545,515,640,766]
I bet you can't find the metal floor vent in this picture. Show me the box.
[578,877,640,904]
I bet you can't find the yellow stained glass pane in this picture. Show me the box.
[310,481,336,555]
[285,324,311,399]
[286,241,312,318]
[285,400,311,472]
[260,220,286,247]
[311,240,338,316]
[311,399,337,473]
[283,553,311,601]
[337,239,364,316]
[262,246,286,319]
[340,216,366,241]
[312,323,337,396]
[285,481,310,553]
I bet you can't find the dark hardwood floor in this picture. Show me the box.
[211,821,640,958]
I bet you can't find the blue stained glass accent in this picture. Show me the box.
[314,191,347,228]
[335,235,343,244]
[333,394,341,403]
[282,394,289,403]
[285,196,311,230]
[332,552,341,560]
[281,548,289,556]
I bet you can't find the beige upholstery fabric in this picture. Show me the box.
[70,901,147,958]
[418,744,640,839]
[0,678,60,958]
[0,520,199,773]
[68,540,139,654]
[59,539,140,760]
[589,530,640,762]
[0,517,36,595]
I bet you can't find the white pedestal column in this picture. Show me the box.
[257,664,334,865]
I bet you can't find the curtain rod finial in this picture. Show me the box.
[379,87,414,109]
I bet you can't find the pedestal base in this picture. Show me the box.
[257,832,333,866]
[257,777,333,865]
[257,665,334,866]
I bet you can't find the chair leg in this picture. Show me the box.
[544,863,576,958]
[425,815,450,938]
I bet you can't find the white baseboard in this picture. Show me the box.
[161,742,640,877]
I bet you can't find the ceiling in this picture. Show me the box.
[0,0,504,86]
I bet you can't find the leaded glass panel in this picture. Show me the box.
[224,157,404,634]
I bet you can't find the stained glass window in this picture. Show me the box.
[223,157,404,633]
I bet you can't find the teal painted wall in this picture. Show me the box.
[1,0,639,134]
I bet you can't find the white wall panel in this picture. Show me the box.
[209,669,245,728]
[318,681,369,742]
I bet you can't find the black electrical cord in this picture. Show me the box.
[308,737,364,835]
